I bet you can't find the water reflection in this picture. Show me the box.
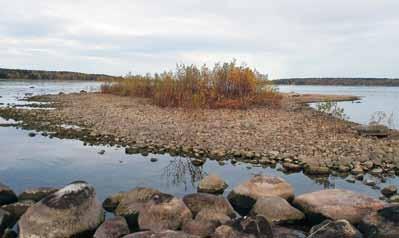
[161,157,205,191]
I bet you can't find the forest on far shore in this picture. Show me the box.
[274,78,399,86]
[0,68,117,81]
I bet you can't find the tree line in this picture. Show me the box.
[274,78,399,86]
[0,68,117,81]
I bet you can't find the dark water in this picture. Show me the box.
[0,80,398,201]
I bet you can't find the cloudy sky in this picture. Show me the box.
[1,0,398,78]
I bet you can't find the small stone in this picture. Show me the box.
[345,177,356,183]
[28,132,36,137]
[381,185,397,197]
[370,168,383,176]
[150,158,158,162]
[354,174,364,181]
[389,195,399,203]
[304,165,329,175]
[364,179,376,186]
[98,150,106,155]
[191,159,205,166]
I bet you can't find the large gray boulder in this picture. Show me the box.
[19,181,105,238]
[358,204,399,238]
[307,220,363,238]
[182,193,236,218]
[197,175,228,194]
[94,216,130,238]
[293,189,385,224]
[114,187,163,231]
[228,175,294,215]
[138,193,192,232]
[0,183,17,206]
[250,196,304,224]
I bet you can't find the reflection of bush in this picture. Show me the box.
[161,157,205,190]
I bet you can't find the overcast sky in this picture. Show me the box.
[1,0,398,78]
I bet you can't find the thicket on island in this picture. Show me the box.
[101,61,281,109]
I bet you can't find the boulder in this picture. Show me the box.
[138,193,192,232]
[19,181,105,238]
[307,219,363,238]
[18,187,58,202]
[183,193,235,218]
[228,175,294,215]
[0,209,13,236]
[195,209,231,224]
[1,200,35,222]
[250,196,304,224]
[0,183,17,206]
[272,226,306,238]
[115,187,162,230]
[197,175,228,194]
[182,219,219,237]
[123,230,199,238]
[94,216,130,238]
[359,204,399,238]
[293,189,385,224]
[103,191,126,212]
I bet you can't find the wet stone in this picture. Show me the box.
[18,187,58,202]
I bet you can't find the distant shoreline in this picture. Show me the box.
[274,78,399,87]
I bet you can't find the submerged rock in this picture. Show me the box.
[0,183,17,206]
[293,189,385,224]
[114,187,162,230]
[250,196,305,224]
[18,187,58,202]
[94,216,130,238]
[19,181,105,238]
[138,193,192,232]
[359,204,399,238]
[308,219,363,238]
[197,175,228,194]
[182,193,235,218]
[227,175,294,215]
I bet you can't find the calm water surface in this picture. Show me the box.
[278,85,399,128]
[0,80,398,201]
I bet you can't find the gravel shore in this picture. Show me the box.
[1,92,398,177]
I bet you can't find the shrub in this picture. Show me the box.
[101,61,281,109]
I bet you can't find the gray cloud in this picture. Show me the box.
[0,0,398,78]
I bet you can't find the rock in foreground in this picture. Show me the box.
[19,181,104,238]
[138,194,192,232]
[183,193,235,218]
[307,219,363,238]
[293,189,385,224]
[228,175,294,215]
[94,216,130,238]
[197,175,228,194]
[123,230,199,238]
[250,196,304,224]
[359,204,399,238]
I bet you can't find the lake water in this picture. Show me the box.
[278,85,399,128]
[0,79,398,202]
